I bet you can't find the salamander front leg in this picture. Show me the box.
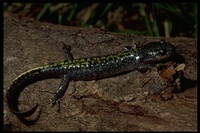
[51,75,70,112]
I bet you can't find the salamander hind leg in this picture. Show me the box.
[62,44,73,61]
[51,75,70,112]
[122,46,133,52]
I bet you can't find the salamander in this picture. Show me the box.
[6,40,175,123]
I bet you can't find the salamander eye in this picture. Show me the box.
[159,49,167,55]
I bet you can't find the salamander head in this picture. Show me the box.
[138,40,176,63]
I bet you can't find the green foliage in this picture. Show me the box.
[4,3,197,38]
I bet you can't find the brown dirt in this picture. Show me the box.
[3,13,197,131]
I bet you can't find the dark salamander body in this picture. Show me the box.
[6,40,175,123]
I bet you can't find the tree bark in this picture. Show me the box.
[3,13,197,131]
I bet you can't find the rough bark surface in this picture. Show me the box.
[3,13,197,131]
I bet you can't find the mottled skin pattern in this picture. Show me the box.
[6,40,175,124]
